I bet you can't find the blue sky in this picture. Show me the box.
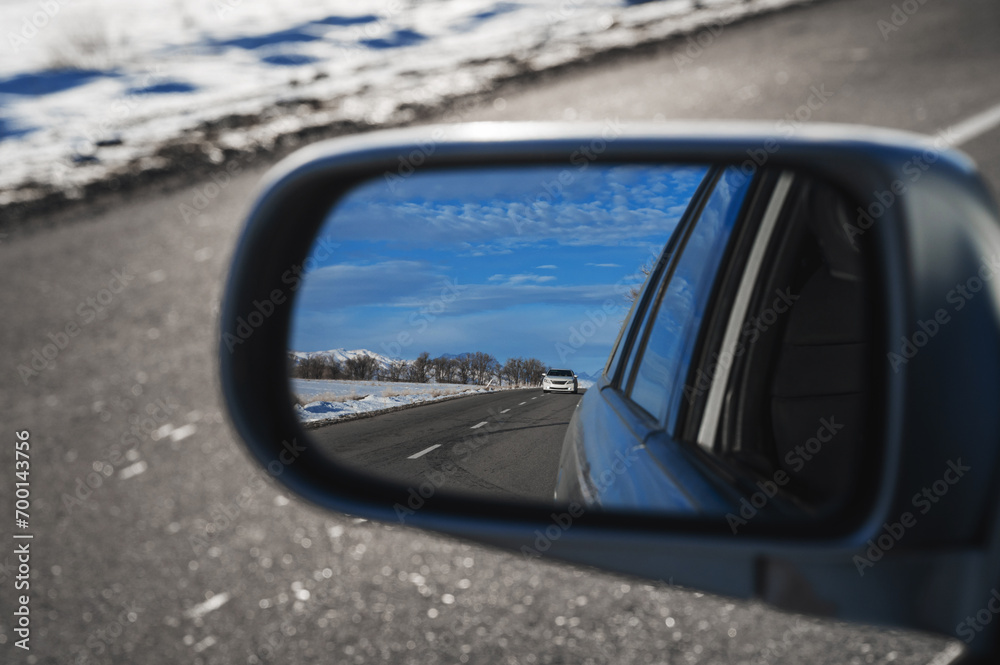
[289,163,708,375]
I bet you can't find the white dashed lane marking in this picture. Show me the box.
[169,423,197,442]
[184,592,231,619]
[518,402,526,406]
[500,409,510,414]
[470,421,489,429]
[408,444,441,459]
[949,100,1000,146]
[118,460,147,480]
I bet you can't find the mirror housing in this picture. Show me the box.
[220,122,1000,654]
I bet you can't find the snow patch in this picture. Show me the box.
[0,0,812,208]
[292,377,490,424]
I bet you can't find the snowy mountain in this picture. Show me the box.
[575,370,601,390]
[438,352,473,360]
[289,348,395,372]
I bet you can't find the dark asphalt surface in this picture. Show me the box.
[4,0,1000,662]
[309,389,580,503]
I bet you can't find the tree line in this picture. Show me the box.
[289,351,547,387]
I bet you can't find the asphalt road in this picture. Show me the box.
[4,0,999,663]
[309,389,581,503]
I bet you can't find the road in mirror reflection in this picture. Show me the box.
[287,164,708,505]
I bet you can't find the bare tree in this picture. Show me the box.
[408,351,431,383]
[445,357,459,383]
[456,354,472,384]
[501,357,523,386]
[468,351,499,385]
[319,360,341,380]
[432,355,457,384]
[484,356,501,385]
[345,354,379,380]
[384,359,409,382]
[524,358,546,386]
[290,354,343,380]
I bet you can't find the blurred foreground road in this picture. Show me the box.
[3,0,1000,662]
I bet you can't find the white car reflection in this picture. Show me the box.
[542,368,578,394]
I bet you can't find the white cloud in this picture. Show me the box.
[488,273,557,285]
[322,164,709,252]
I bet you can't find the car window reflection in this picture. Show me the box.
[628,166,754,424]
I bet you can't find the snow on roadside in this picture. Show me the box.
[291,378,495,424]
[0,0,814,210]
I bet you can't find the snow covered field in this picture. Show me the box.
[291,377,492,424]
[0,0,808,207]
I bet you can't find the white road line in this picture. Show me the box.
[408,444,441,459]
[193,636,218,653]
[518,402,527,406]
[170,423,197,443]
[531,397,538,400]
[949,101,1000,146]
[118,460,147,480]
[184,592,230,619]
[500,408,510,414]
[470,421,489,429]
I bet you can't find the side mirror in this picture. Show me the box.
[220,122,1000,659]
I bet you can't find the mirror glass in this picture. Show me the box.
[287,162,874,521]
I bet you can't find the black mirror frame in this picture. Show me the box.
[220,122,1000,650]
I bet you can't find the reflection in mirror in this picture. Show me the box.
[287,163,873,521]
